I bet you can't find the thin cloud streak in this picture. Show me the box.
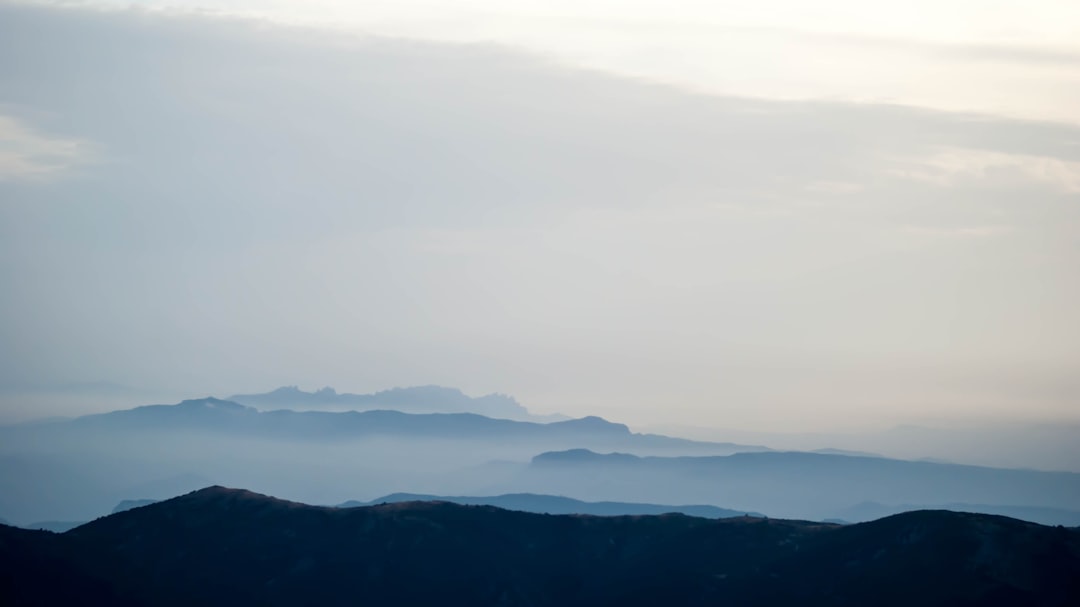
[0,113,93,181]
[17,0,1080,123]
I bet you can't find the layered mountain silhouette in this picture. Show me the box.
[9,493,758,532]
[0,397,769,524]
[228,385,567,421]
[341,492,760,518]
[6,399,1080,526]
[1,487,1076,606]
[53,397,763,452]
[516,449,1080,525]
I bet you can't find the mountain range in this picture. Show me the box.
[1,486,1076,606]
[512,449,1080,525]
[4,397,1079,526]
[340,492,760,519]
[0,397,767,524]
[50,397,764,454]
[10,492,760,532]
[228,385,567,421]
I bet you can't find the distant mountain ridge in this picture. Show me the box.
[111,499,158,514]
[8,493,761,531]
[54,397,768,454]
[341,492,762,518]
[0,397,770,525]
[228,385,567,421]
[1,486,1076,606]
[9,499,162,534]
[46,492,1080,531]
[521,449,1080,526]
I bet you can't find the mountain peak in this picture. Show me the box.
[531,449,640,465]
[229,384,543,420]
[164,486,303,510]
[268,385,304,395]
[550,416,630,434]
[176,397,247,410]
[189,485,242,495]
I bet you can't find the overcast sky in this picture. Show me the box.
[1,1,1078,430]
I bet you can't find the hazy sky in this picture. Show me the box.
[1,1,1078,430]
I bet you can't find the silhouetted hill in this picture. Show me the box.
[342,492,760,518]
[521,449,1080,525]
[1,487,1076,606]
[836,501,1080,527]
[228,385,567,421]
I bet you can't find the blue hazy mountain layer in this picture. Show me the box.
[341,492,762,518]
[49,398,766,453]
[111,499,160,514]
[228,385,566,421]
[8,400,1077,528]
[520,449,1080,525]
[0,398,767,524]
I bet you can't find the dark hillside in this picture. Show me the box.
[1,487,1077,606]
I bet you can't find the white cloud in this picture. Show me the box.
[804,180,865,195]
[900,225,1014,239]
[892,146,1080,193]
[0,114,91,181]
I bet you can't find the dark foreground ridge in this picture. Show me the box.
[1,486,1078,606]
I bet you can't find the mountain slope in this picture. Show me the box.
[1,487,1076,606]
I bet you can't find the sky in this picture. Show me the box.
[1,0,1078,431]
